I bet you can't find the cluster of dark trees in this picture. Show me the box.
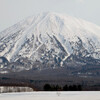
[43,84,82,91]
[63,84,82,91]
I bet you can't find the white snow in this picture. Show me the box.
[1,12,100,61]
[0,92,100,100]
[0,71,8,74]
[0,87,33,93]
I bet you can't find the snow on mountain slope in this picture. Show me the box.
[0,12,100,72]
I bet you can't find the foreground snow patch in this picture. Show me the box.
[0,86,33,93]
[0,92,100,100]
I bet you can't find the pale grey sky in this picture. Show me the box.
[0,0,100,32]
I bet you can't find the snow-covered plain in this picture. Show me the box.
[0,92,100,100]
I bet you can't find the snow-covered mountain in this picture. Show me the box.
[0,12,100,72]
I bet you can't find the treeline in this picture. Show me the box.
[44,84,82,91]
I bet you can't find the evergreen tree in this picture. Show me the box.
[43,84,51,91]
[63,85,68,91]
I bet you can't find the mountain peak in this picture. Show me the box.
[0,12,100,72]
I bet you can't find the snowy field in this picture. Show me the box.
[0,92,100,100]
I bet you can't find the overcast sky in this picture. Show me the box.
[0,0,100,32]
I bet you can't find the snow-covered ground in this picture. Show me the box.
[0,92,100,100]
